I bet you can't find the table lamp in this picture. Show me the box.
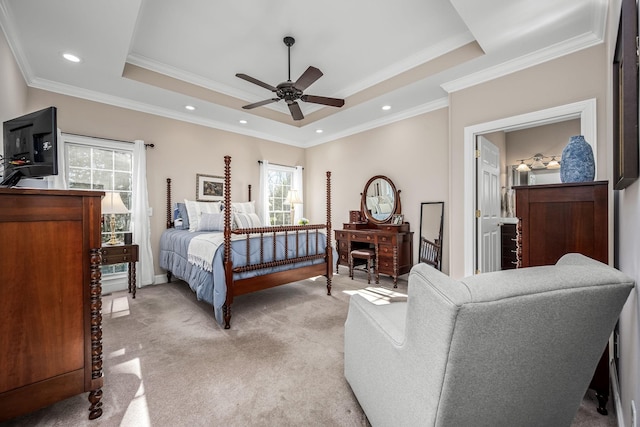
[285,189,302,225]
[101,192,129,245]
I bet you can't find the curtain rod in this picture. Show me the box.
[64,132,155,148]
[257,160,303,169]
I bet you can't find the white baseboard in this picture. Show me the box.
[610,359,624,427]
[154,273,168,284]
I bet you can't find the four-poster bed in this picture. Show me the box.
[160,155,333,328]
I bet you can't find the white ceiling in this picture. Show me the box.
[0,0,608,148]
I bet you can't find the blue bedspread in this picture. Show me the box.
[159,228,329,324]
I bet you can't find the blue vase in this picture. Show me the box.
[560,135,595,183]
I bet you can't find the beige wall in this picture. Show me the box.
[305,107,450,271]
[0,27,28,143]
[448,44,608,277]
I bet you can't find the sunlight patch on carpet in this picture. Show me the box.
[103,295,130,318]
[343,287,407,305]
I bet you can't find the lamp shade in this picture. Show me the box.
[285,189,302,205]
[516,161,531,172]
[101,192,129,214]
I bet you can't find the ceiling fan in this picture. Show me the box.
[236,36,345,121]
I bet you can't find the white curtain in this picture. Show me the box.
[132,140,155,286]
[292,166,304,223]
[46,129,67,189]
[259,160,270,226]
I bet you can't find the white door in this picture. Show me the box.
[476,136,501,274]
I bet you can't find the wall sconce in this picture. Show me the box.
[101,191,129,245]
[515,153,561,171]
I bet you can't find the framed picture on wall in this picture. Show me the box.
[196,174,224,201]
[612,0,639,190]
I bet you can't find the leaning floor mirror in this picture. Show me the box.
[419,202,444,271]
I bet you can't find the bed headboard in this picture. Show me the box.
[165,178,252,228]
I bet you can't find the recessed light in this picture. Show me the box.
[315,129,323,134]
[239,119,248,124]
[63,53,81,63]
[382,105,391,111]
[185,105,196,111]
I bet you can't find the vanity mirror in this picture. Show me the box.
[419,202,444,270]
[335,175,413,287]
[361,175,401,224]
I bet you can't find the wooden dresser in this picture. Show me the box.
[336,222,413,286]
[0,188,104,421]
[515,180,610,414]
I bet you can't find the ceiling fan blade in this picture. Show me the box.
[293,66,323,91]
[242,98,281,109]
[236,73,278,92]
[288,101,304,120]
[301,94,345,108]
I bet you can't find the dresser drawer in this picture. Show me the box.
[377,244,395,258]
[101,245,138,265]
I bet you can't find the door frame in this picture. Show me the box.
[462,98,597,277]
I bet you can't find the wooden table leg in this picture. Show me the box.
[129,262,137,299]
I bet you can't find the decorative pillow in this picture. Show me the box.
[232,201,256,214]
[234,213,262,229]
[184,199,223,232]
[197,213,226,232]
[173,202,190,230]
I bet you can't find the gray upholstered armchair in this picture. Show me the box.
[344,254,634,426]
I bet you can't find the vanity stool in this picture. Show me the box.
[350,248,377,284]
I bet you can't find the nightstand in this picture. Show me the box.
[100,244,140,298]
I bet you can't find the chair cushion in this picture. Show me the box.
[351,249,375,258]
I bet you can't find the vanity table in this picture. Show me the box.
[335,175,413,286]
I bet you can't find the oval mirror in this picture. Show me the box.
[361,175,399,224]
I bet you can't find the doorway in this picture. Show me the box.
[462,98,597,277]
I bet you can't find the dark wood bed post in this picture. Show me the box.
[248,184,252,202]
[166,178,172,229]
[326,171,333,295]
[223,155,234,329]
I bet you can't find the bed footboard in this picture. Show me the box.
[222,156,332,328]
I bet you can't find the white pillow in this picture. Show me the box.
[377,203,393,214]
[184,199,223,232]
[232,201,256,214]
[234,213,262,229]
[197,213,226,232]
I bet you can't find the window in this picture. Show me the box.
[265,164,294,226]
[64,135,133,275]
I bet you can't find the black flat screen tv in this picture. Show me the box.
[1,106,58,187]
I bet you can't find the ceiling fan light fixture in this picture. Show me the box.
[235,36,345,121]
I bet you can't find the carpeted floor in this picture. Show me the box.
[1,273,618,426]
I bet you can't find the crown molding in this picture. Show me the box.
[305,97,449,148]
[0,1,34,85]
[335,32,475,99]
[28,77,304,147]
[441,31,603,93]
